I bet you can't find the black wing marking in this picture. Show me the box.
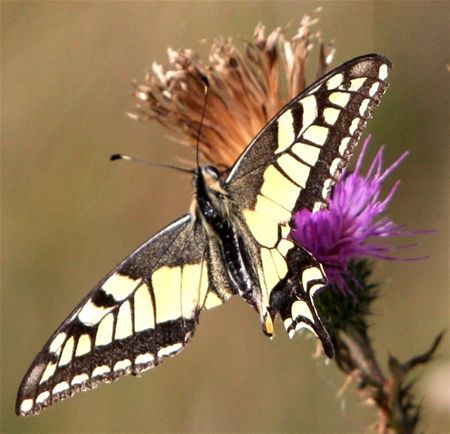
[16,215,219,416]
[225,55,391,354]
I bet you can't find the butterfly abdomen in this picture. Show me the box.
[196,167,261,306]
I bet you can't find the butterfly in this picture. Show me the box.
[17,54,391,416]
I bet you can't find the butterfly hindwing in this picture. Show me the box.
[16,215,219,416]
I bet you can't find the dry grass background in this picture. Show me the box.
[2,1,449,433]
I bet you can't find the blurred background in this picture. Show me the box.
[2,2,449,433]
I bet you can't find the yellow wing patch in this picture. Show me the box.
[276,109,296,153]
[260,248,280,291]
[102,274,141,302]
[181,263,206,317]
[303,125,329,146]
[298,95,317,136]
[277,153,310,188]
[243,209,279,248]
[261,165,301,211]
[152,260,210,322]
[253,194,291,223]
[115,301,133,340]
[152,266,183,322]
[75,334,91,357]
[95,313,114,346]
[134,284,155,332]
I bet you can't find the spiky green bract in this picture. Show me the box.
[315,260,377,336]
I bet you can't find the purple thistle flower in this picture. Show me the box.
[291,136,416,293]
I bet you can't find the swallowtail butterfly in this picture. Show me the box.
[17,54,391,416]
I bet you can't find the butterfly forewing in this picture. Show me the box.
[227,54,391,213]
[16,215,219,416]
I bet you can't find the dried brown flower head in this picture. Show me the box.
[130,12,334,168]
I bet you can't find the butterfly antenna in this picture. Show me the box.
[110,154,194,175]
[195,75,210,169]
